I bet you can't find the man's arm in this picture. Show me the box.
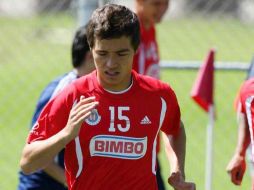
[162,121,185,177]
[44,160,67,187]
[226,112,250,185]
[162,121,196,190]
[235,112,251,157]
[20,96,98,174]
[20,130,70,174]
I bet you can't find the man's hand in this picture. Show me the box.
[226,154,246,185]
[63,96,98,142]
[168,172,196,190]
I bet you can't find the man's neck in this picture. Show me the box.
[74,67,90,78]
[139,16,153,30]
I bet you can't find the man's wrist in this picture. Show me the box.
[234,149,246,158]
[58,128,73,146]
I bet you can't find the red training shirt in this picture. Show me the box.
[28,70,180,190]
[133,22,160,79]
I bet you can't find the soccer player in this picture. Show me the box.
[17,25,95,190]
[133,0,169,79]
[20,4,195,190]
[133,1,179,189]
[226,78,254,189]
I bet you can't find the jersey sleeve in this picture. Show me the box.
[27,84,78,143]
[160,86,181,136]
[233,82,245,114]
[30,80,59,127]
[239,82,250,115]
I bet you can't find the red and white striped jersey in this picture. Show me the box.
[133,22,160,79]
[238,78,254,161]
[28,70,180,190]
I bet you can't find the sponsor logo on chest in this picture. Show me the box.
[89,135,147,159]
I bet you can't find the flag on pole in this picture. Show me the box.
[191,49,216,190]
[191,49,215,112]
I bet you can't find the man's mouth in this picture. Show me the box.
[105,71,119,77]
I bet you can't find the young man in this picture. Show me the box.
[20,4,195,190]
[133,0,169,79]
[227,78,254,189]
[133,1,178,189]
[17,25,95,190]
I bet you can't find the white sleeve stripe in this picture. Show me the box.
[159,98,167,127]
[245,96,254,162]
[152,97,167,174]
[75,136,83,178]
[73,99,83,178]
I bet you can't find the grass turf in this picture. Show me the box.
[0,14,253,189]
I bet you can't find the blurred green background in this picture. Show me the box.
[0,5,254,190]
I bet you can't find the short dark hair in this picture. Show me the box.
[86,4,140,51]
[72,25,90,68]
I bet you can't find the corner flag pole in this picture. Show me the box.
[205,104,215,190]
[191,49,215,190]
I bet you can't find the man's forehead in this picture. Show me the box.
[147,0,169,4]
[93,36,133,50]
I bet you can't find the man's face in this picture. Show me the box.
[141,0,169,23]
[92,36,135,91]
[83,52,96,74]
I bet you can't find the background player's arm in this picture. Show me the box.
[44,160,67,187]
[163,121,196,190]
[20,96,98,174]
[235,112,250,157]
[226,112,250,185]
[163,121,186,177]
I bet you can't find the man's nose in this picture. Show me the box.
[106,56,117,68]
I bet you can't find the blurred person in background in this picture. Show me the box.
[133,1,185,189]
[226,78,254,190]
[17,25,95,190]
[133,0,169,79]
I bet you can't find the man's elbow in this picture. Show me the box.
[20,157,34,175]
[19,144,37,174]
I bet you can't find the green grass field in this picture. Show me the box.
[0,13,253,189]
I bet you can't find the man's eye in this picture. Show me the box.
[118,52,128,56]
[97,52,106,56]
